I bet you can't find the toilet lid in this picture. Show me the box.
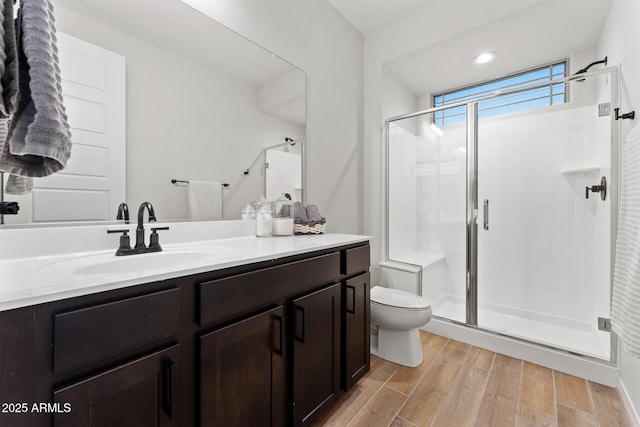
[371,286,431,310]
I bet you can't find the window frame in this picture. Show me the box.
[432,60,568,127]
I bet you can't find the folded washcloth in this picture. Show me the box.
[305,204,323,223]
[0,0,72,177]
[5,173,33,195]
[294,202,308,224]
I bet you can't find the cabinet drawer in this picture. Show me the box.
[199,252,340,326]
[341,245,370,276]
[54,287,181,375]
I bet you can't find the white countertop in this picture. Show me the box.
[0,233,369,312]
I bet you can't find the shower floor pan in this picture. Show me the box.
[431,294,610,360]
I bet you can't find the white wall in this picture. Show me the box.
[54,7,304,221]
[598,0,640,421]
[190,0,364,234]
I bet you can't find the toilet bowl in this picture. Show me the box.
[370,286,432,367]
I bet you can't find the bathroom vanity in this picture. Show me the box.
[0,230,370,426]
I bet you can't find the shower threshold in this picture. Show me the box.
[431,294,610,360]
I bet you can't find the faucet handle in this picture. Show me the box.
[107,229,132,255]
[149,226,170,251]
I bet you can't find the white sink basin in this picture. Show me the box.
[38,247,234,276]
[73,251,216,275]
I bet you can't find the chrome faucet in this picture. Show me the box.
[107,201,169,256]
[116,202,129,222]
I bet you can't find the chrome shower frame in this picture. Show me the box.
[383,65,621,362]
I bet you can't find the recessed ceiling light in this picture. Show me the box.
[473,52,496,65]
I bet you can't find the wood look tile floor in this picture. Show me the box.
[314,332,632,427]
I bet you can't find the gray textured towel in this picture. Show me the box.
[0,0,72,177]
[0,119,32,194]
[294,202,308,224]
[305,204,323,223]
[0,0,18,118]
[5,172,32,194]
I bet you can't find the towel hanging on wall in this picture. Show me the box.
[0,0,72,177]
[612,122,640,358]
[0,0,18,118]
[187,180,222,220]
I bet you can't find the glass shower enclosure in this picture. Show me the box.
[385,68,618,360]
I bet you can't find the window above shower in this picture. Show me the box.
[433,61,567,127]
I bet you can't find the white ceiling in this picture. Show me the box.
[326,0,438,34]
[326,0,613,99]
[384,0,613,97]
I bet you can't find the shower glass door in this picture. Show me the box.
[475,71,614,360]
[387,110,468,324]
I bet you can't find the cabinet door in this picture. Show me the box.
[292,283,341,427]
[343,272,371,390]
[54,344,180,427]
[200,306,285,427]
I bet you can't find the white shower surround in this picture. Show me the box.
[387,83,612,359]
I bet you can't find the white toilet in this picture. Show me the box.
[370,286,432,367]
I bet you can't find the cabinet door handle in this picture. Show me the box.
[273,315,284,356]
[161,358,175,419]
[346,284,356,315]
[294,305,305,343]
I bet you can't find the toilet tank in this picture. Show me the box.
[379,261,421,295]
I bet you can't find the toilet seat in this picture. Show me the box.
[370,286,431,311]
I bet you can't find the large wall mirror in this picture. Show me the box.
[1,0,306,226]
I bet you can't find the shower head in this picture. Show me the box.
[574,56,608,75]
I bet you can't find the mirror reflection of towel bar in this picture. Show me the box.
[171,179,230,187]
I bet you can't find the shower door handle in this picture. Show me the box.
[483,199,489,230]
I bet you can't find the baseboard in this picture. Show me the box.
[619,378,640,427]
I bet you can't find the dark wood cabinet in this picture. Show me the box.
[53,344,180,427]
[342,272,371,390]
[291,284,341,427]
[0,241,369,427]
[199,305,285,427]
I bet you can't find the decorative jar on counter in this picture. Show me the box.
[256,203,273,237]
[272,194,294,236]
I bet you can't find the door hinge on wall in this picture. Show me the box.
[598,317,611,332]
